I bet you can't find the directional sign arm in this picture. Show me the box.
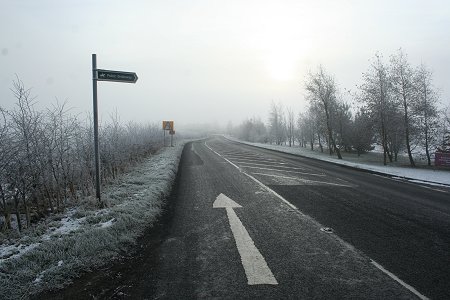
[96,69,138,83]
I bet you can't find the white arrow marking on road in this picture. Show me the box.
[213,193,278,285]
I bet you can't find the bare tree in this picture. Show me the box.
[286,107,295,147]
[350,108,375,156]
[0,77,165,232]
[359,54,393,165]
[390,49,417,166]
[235,118,268,143]
[0,108,15,230]
[7,78,46,230]
[296,112,309,148]
[386,108,405,162]
[333,101,353,152]
[439,108,450,152]
[268,101,286,145]
[305,66,342,159]
[414,64,440,165]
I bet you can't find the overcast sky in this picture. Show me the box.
[1,0,449,129]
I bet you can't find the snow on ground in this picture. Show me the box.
[347,163,450,186]
[0,243,39,264]
[98,218,116,228]
[1,210,87,265]
[33,260,64,284]
[43,216,86,240]
[226,137,450,186]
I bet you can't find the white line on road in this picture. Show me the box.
[205,140,428,298]
[240,165,325,176]
[235,161,300,168]
[225,155,280,162]
[205,142,242,170]
[242,172,300,211]
[205,142,298,211]
[226,157,287,164]
[251,173,356,187]
[222,153,261,159]
[213,193,278,285]
[370,260,429,300]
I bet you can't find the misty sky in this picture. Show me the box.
[1,0,449,129]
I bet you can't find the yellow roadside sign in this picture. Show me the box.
[162,121,174,131]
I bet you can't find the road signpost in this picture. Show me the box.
[169,130,175,147]
[92,54,138,206]
[162,121,173,131]
[162,121,175,147]
[97,69,138,83]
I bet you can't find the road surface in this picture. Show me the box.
[44,136,450,299]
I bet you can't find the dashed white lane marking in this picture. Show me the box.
[236,162,305,171]
[205,140,429,299]
[205,142,299,212]
[370,260,429,300]
[222,154,261,159]
[225,156,280,162]
[242,172,301,212]
[239,165,325,177]
[251,173,356,187]
[205,143,242,170]
[213,194,278,285]
[226,157,287,165]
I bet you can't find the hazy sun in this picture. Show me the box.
[240,3,312,82]
[265,50,298,81]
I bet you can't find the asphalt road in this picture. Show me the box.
[44,136,450,299]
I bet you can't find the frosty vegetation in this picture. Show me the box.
[0,143,184,299]
[0,77,164,233]
[231,49,450,166]
[0,76,187,299]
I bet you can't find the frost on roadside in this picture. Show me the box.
[227,136,450,186]
[0,143,185,300]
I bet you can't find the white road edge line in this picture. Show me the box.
[205,142,241,170]
[370,260,429,300]
[373,174,449,194]
[243,172,300,212]
[251,172,355,187]
[205,140,429,299]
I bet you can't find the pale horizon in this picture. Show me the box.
[1,0,449,128]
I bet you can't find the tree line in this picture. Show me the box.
[232,49,450,166]
[0,78,163,232]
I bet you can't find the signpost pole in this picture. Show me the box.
[92,54,102,206]
[91,55,137,207]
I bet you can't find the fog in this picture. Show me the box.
[1,0,449,130]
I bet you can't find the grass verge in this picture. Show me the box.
[0,143,184,300]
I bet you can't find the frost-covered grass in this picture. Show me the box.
[0,143,185,300]
[226,137,450,186]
